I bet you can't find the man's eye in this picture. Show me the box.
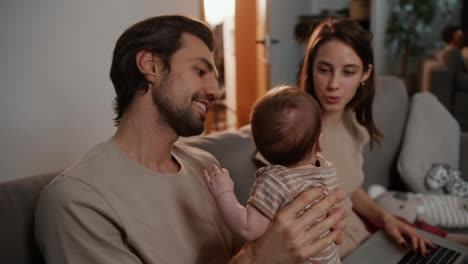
[195,68,206,77]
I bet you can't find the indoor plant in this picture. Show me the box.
[386,0,457,76]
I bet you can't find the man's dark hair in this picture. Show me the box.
[442,25,461,43]
[110,15,214,126]
[251,86,322,166]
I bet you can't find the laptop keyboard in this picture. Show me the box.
[397,244,462,264]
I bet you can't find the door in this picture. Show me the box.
[235,0,271,128]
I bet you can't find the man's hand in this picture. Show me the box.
[233,188,346,264]
[203,165,234,198]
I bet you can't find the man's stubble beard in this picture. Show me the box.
[152,73,206,137]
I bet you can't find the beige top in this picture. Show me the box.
[248,155,341,264]
[35,140,233,264]
[321,111,371,257]
[248,155,338,219]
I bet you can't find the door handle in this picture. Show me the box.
[256,35,279,45]
[256,34,279,64]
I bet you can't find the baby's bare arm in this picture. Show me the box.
[204,165,270,241]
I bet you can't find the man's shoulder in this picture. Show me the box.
[39,140,119,199]
[38,174,98,204]
[35,140,123,225]
[35,173,107,225]
[35,168,119,251]
[39,141,115,201]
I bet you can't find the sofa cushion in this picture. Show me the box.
[362,76,409,190]
[0,173,57,264]
[178,130,258,205]
[397,92,460,193]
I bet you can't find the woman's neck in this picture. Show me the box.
[322,109,345,127]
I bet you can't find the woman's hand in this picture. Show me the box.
[351,188,436,256]
[382,213,436,256]
[232,188,346,264]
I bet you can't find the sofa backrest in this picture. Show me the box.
[179,129,258,205]
[0,173,57,264]
[362,76,409,190]
[397,92,461,193]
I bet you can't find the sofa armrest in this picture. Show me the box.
[397,93,460,193]
[429,66,454,111]
[0,173,58,264]
[460,132,468,180]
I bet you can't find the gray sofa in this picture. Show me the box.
[1,76,467,264]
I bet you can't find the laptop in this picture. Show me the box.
[343,229,468,264]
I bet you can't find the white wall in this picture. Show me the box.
[370,0,390,75]
[270,0,308,86]
[0,0,199,182]
[307,0,349,14]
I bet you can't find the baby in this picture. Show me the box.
[204,86,341,264]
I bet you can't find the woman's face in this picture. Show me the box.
[312,40,372,115]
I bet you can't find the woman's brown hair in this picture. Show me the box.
[299,17,382,148]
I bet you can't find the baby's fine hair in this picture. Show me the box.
[250,86,322,166]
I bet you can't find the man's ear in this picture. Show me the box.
[136,50,162,83]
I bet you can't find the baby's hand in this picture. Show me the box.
[203,165,234,198]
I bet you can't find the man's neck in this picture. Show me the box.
[112,95,180,174]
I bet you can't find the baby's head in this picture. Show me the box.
[251,86,322,166]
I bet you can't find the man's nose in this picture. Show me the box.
[205,75,221,100]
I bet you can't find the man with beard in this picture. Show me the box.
[35,15,346,264]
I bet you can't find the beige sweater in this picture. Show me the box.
[248,155,338,219]
[321,111,372,257]
[248,154,341,264]
[36,140,233,264]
